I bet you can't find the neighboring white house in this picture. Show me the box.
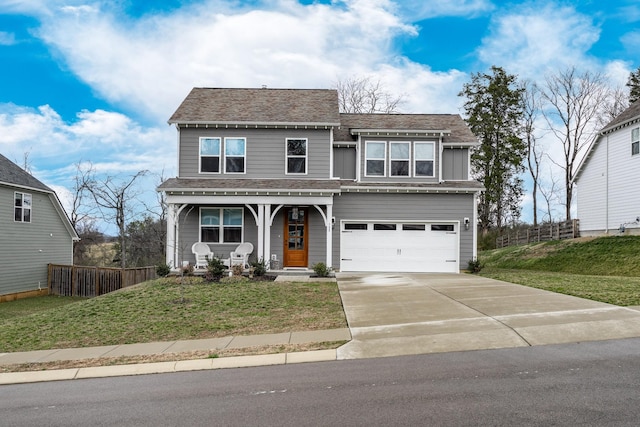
[0,153,79,300]
[574,100,640,235]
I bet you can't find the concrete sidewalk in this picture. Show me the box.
[336,273,640,359]
[0,328,350,385]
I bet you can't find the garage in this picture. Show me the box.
[339,221,459,273]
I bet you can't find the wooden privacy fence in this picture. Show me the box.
[48,264,156,297]
[496,219,580,248]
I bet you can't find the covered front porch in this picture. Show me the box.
[159,179,341,271]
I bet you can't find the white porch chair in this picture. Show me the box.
[191,242,213,269]
[223,242,254,268]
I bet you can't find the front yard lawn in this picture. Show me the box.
[0,277,347,353]
[480,268,640,306]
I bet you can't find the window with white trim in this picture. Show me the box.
[200,137,221,173]
[414,142,435,177]
[224,138,246,173]
[390,142,410,176]
[200,208,243,243]
[365,141,386,176]
[14,192,32,223]
[286,138,307,174]
[632,128,639,156]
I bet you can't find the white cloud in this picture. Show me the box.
[0,31,16,45]
[477,4,601,81]
[397,0,494,20]
[621,30,640,55]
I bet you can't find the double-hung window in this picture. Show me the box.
[632,128,639,156]
[286,138,307,174]
[200,208,243,243]
[390,142,410,176]
[365,141,386,176]
[224,138,246,173]
[414,142,435,177]
[200,137,221,173]
[14,192,32,223]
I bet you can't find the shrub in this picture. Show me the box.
[312,262,331,277]
[156,263,171,277]
[206,257,226,279]
[250,258,267,276]
[231,264,244,276]
[181,263,194,276]
[467,258,483,274]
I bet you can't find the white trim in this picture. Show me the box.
[285,138,308,175]
[389,141,411,178]
[414,141,436,178]
[198,137,221,174]
[472,193,478,260]
[13,191,32,223]
[167,194,335,206]
[364,140,387,177]
[199,207,244,244]
[223,137,247,174]
[356,136,362,181]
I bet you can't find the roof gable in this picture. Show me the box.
[0,153,52,192]
[601,100,640,133]
[169,87,341,126]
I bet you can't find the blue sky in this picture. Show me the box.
[1,0,639,228]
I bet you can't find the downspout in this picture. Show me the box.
[438,133,444,182]
[605,134,609,234]
[175,124,181,176]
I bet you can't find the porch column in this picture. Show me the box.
[264,204,272,268]
[166,203,176,267]
[326,204,333,268]
[257,204,265,262]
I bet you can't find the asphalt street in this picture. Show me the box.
[3,337,640,426]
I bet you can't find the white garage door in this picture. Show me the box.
[340,221,459,273]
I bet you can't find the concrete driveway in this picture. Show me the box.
[336,273,640,359]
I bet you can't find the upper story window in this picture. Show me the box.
[224,138,246,173]
[632,128,639,156]
[414,142,435,177]
[365,141,386,176]
[200,137,221,173]
[14,192,32,223]
[286,138,307,174]
[390,142,410,177]
[200,208,243,243]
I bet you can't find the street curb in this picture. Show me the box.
[0,350,338,386]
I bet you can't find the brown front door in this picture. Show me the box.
[284,207,308,267]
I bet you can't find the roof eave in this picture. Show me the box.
[168,120,340,128]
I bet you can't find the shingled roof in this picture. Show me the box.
[601,99,640,133]
[168,88,341,126]
[334,113,478,143]
[0,153,52,192]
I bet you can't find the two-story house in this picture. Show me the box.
[0,153,79,300]
[158,88,483,273]
[574,100,640,235]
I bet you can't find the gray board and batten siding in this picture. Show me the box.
[442,148,469,181]
[178,127,332,179]
[0,185,75,295]
[330,192,476,269]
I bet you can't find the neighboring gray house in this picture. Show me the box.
[574,100,640,235]
[159,88,483,273]
[0,154,79,300]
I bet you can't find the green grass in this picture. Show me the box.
[0,296,84,321]
[480,236,640,276]
[0,277,347,353]
[480,268,640,306]
[478,235,640,306]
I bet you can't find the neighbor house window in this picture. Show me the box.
[365,141,386,176]
[633,128,639,156]
[286,138,307,174]
[414,142,435,177]
[200,208,243,243]
[14,192,32,223]
[224,138,246,173]
[200,137,221,173]
[390,142,410,176]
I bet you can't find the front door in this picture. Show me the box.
[284,207,308,267]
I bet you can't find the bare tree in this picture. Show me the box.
[84,168,148,268]
[522,82,543,226]
[335,75,405,113]
[539,67,610,220]
[538,170,563,223]
[597,86,629,129]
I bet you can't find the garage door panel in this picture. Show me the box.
[340,221,459,273]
